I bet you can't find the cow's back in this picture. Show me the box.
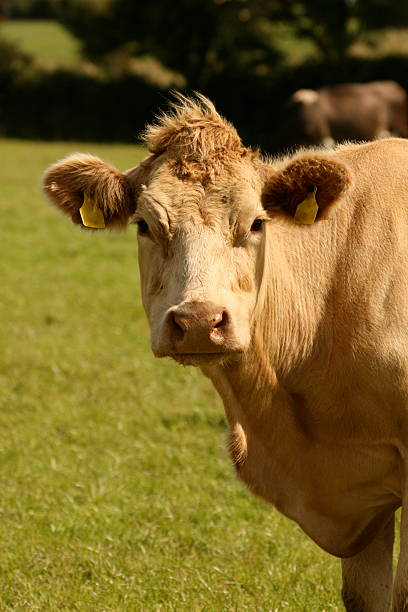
[369,81,408,137]
[319,84,385,140]
[321,81,408,140]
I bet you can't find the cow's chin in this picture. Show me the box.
[167,351,242,367]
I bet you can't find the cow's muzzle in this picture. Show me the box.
[155,301,241,363]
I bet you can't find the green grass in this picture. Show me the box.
[0,137,347,610]
[0,19,81,67]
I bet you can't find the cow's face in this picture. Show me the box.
[131,156,267,365]
[287,89,330,146]
[43,97,352,368]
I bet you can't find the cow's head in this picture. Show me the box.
[43,95,352,367]
[287,89,332,146]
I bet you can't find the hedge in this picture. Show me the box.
[2,55,408,154]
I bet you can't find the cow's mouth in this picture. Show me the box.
[170,351,241,366]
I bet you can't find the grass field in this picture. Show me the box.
[0,138,349,610]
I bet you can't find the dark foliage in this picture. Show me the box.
[2,55,408,154]
[54,0,282,89]
[0,69,164,141]
[1,0,54,18]
[251,0,408,63]
[2,0,408,151]
[55,0,408,74]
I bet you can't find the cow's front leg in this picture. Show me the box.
[341,514,394,612]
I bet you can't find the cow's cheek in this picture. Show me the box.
[137,241,168,325]
[228,246,259,338]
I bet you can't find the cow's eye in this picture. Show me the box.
[137,220,149,234]
[250,219,263,232]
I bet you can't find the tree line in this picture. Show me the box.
[4,0,408,86]
[2,0,408,150]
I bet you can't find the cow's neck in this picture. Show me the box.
[203,249,330,510]
[208,222,342,432]
[204,337,400,557]
[201,217,403,556]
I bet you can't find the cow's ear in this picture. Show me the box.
[43,154,139,229]
[261,154,353,223]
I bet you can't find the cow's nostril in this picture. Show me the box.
[170,312,186,340]
[210,310,230,344]
[172,313,183,331]
[213,311,228,329]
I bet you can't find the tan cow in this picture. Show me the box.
[287,80,408,147]
[43,94,408,611]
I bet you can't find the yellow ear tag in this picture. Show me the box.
[79,193,105,229]
[294,186,319,225]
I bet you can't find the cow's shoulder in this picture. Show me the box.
[335,139,408,217]
[332,138,408,183]
[336,137,408,164]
